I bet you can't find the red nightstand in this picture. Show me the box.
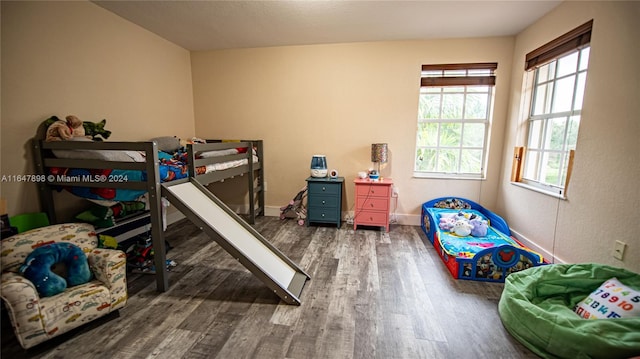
[353,178,393,232]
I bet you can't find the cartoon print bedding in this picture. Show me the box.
[49,146,256,202]
[425,208,540,261]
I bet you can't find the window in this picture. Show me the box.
[515,20,592,196]
[415,63,496,178]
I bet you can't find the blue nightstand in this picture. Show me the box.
[306,177,344,228]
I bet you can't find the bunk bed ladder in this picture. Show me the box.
[32,139,57,224]
[247,139,265,224]
[255,140,265,218]
[247,140,256,224]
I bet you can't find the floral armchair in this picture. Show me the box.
[0,223,127,349]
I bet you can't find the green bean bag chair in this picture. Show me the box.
[498,263,640,359]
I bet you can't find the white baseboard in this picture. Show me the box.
[386,212,421,226]
[264,206,281,217]
[510,229,565,264]
[172,204,422,227]
[264,206,421,226]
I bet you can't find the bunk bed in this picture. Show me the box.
[421,197,545,283]
[32,138,265,292]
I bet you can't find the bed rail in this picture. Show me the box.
[188,140,264,223]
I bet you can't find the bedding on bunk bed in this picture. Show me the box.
[421,197,545,283]
[48,140,258,202]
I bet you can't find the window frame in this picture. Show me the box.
[513,20,593,198]
[414,63,497,179]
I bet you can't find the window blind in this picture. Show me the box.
[525,20,593,71]
[420,63,497,87]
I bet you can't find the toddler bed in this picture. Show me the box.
[32,137,265,292]
[421,197,545,283]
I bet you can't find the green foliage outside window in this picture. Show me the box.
[415,85,490,176]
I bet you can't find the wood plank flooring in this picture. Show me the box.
[1,217,538,359]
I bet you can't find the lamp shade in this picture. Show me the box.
[371,143,388,163]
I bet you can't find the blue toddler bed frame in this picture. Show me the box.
[421,197,545,283]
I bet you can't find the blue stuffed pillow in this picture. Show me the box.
[19,242,92,297]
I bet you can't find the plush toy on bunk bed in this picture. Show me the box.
[83,119,112,141]
[44,115,89,142]
[42,115,112,142]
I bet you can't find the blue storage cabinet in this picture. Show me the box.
[306,177,343,228]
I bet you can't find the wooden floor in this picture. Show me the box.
[2,217,538,359]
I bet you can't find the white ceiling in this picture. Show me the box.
[92,0,562,52]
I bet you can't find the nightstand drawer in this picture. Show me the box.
[355,184,390,198]
[308,182,341,196]
[354,211,388,226]
[356,197,389,212]
[307,208,339,222]
[311,195,340,208]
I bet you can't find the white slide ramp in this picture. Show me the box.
[162,179,309,305]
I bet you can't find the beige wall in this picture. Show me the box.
[3,1,636,273]
[191,37,514,223]
[1,1,195,219]
[498,1,640,272]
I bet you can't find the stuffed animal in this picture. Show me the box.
[470,218,488,237]
[44,115,88,142]
[83,119,111,141]
[66,115,86,137]
[439,216,456,231]
[45,119,73,142]
[19,242,92,297]
[452,219,473,237]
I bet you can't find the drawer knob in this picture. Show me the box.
[371,190,375,194]
[322,186,326,191]
[322,213,325,217]
[322,200,326,204]
[370,203,374,207]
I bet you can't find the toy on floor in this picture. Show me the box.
[280,186,307,225]
[499,264,640,358]
[124,235,177,274]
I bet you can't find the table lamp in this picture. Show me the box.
[370,143,388,180]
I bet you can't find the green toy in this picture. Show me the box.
[42,115,60,128]
[98,234,118,249]
[83,119,112,141]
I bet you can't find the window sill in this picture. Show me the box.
[413,173,485,180]
[510,181,567,200]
